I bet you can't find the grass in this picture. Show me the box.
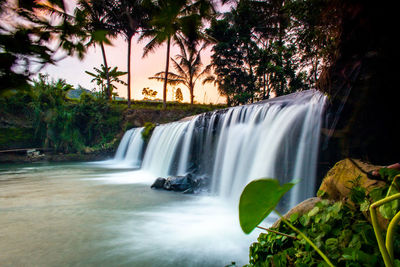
[112,99,227,112]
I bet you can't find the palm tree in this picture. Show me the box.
[149,38,211,105]
[85,64,127,98]
[141,0,215,109]
[75,0,118,101]
[106,0,149,107]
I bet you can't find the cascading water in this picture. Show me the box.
[212,91,326,204]
[112,127,145,168]
[113,89,326,208]
[0,89,327,267]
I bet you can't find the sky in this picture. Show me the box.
[39,1,231,105]
[41,36,226,104]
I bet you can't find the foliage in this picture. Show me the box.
[74,0,119,100]
[239,179,295,234]
[205,0,341,105]
[246,199,391,267]
[140,0,215,109]
[0,127,39,150]
[175,87,183,102]
[105,0,150,106]
[141,122,156,143]
[369,185,400,267]
[149,37,211,105]
[0,0,88,92]
[142,87,158,100]
[2,74,123,153]
[242,171,400,266]
[239,178,333,266]
[85,64,127,98]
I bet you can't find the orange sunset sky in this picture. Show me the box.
[40,1,230,105]
[42,36,225,104]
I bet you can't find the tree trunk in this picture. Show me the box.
[127,36,132,107]
[100,42,111,101]
[162,37,171,110]
[190,86,194,105]
[189,78,194,106]
[263,73,266,99]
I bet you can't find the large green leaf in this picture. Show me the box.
[239,178,296,234]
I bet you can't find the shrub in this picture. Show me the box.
[141,122,156,143]
[245,199,392,267]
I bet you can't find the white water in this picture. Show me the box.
[114,90,326,207]
[105,127,145,168]
[0,90,327,266]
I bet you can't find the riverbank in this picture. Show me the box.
[0,149,114,164]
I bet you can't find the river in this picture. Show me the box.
[0,162,261,267]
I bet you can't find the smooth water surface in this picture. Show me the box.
[0,162,263,267]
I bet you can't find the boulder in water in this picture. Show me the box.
[150,173,210,193]
[151,177,166,189]
[163,174,193,191]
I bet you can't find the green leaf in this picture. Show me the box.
[91,30,112,45]
[379,168,400,182]
[379,178,400,219]
[325,238,338,251]
[299,214,310,227]
[317,189,326,198]
[360,200,370,212]
[239,178,296,234]
[308,206,320,217]
[350,186,366,205]
[290,212,299,223]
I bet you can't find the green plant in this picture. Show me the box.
[245,199,384,266]
[141,122,156,143]
[370,174,400,267]
[240,171,400,266]
[239,178,334,266]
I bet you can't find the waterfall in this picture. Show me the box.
[113,90,326,207]
[113,127,145,168]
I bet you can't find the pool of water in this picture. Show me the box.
[0,162,266,266]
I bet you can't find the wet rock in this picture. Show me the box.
[151,177,166,189]
[150,173,210,193]
[183,188,194,194]
[163,174,193,191]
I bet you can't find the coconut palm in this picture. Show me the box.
[149,38,211,105]
[105,0,150,107]
[75,0,117,100]
[141,0,215,109]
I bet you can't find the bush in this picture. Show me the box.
[1,75,124,153]
[246,199,391,267]
[141,122,156,143]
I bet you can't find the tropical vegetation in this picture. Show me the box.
[238,168,400,266]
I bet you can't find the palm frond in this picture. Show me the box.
[171,57,188,79]
[142,36,162,58]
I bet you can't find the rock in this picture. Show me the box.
[272,197,324,228]
[150,173,210,193]
[318,158,385,201]
[183,188,194,194]
[164,174,193,191]
[190,175,210,192]
[151,177,166,189]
